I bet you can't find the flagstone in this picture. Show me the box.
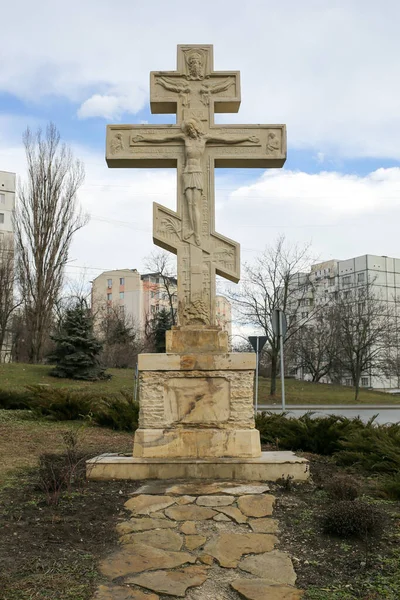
[120,529,183,551]
[92,585,159,600]
[249,518,279,534]
[99,543,195,578]
[176,495,196,505]
[231,580,303,600]
[237,494,275,517]
[238,550,297,585]
[198,553,214,565]
[215,506,248,524]
[204,533,278,568]
[164,505,216,521]
[213,513,232,522]
[196,495,235,507]
[126,566,209,597]
[116,518,177,535]
[185,534,207,550]
[180,521,197,534]
[124,495,175,515]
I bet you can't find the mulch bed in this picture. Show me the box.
[0,475,138,600]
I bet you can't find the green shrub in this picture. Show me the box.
[256,411,365,455]
[0,389,32,410]
[27,385,94,421]
[92,391,139,432]
[322,500,386,539]
[325,475,360,501]
[378,474,400,500]
[337,423,400,473]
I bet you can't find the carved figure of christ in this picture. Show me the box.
[132,120,259,246]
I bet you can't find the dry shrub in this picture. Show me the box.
[325,475,360,501]
[322,500,386,539]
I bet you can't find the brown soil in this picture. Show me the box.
[0,476,139,600]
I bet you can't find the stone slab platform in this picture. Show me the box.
[86,451,309,482]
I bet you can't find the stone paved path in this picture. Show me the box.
[92,481,303,600]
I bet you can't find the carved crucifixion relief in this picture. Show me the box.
[106,45,286,327]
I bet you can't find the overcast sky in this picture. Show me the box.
[1,0,400,291]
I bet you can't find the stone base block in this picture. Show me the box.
[133,428,261,459]
[166,326,229,354]
[86,452,310,482]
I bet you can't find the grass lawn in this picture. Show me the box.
[258,376,400,405]
[0,362,134,393]
[0,410,132,484]
[1,362,400,405]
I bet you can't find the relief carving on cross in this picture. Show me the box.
[106,45,286,327]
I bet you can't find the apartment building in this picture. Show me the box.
[288,255,400,390]
[0,171,16,362]
[91,268,232,337]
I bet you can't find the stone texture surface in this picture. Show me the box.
[213,513,231,522]
[238,494,275,517]
[124,495,175,515]
[215,506,248,524]
[239,550,297,584]
[204,533,278,568]
[231,580,303,600]
[92,585,159,600]
[120,529,183,551]
[99,543,195,577]
[198,553,214,565]
[165,505,217,521]
[176,495,196,505]
[185,534,207,550]
[249,517,279,534]
[116,518,176,535]
[226,483,270,495]
[126,566,209,597]
[196,495,235,507]
[180,521,197,534]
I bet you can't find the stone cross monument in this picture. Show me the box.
[91,45,307,481]
[106,45,286,329]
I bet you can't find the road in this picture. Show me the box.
[257,405,400,424]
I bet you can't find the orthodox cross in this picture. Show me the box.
[106,45,286,327]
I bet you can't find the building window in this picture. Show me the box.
[151,305,155,314]
[342,275,351,286]
[120,277,125,285]
[107,293,112,301]
[345,378,352,386]
[119,292,124,299]
[107,278,112,288]
[357,272,365,284]
[301,312,309,319]
[0,213,4,224]
[361,377,369,387]
[118,305,125,316]
[0,193,5,205]
[151,291,155,298]
[155,304,159,312]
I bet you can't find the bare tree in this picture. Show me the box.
[332,283,392,401]
[144,250,177,325]
[0,236,21,361]
[229,235,315,396]
[288,309,338,382]
[14,123,87,363]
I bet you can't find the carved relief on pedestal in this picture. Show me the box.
[266,130,281,154]
[110,132,125,155]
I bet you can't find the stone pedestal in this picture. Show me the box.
[87,327,309,482]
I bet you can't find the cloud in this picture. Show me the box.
[1,1,400,158]
[77,89,147,120]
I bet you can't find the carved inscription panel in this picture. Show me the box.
[164,377,230,424]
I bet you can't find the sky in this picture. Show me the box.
[1,0,400,292]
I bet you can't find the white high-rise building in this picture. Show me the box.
[0,171,15,241]
[288,254,400,391]
[0,171,16,362]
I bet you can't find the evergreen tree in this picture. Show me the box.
[151,308,173,353]
[50,299,108,380]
